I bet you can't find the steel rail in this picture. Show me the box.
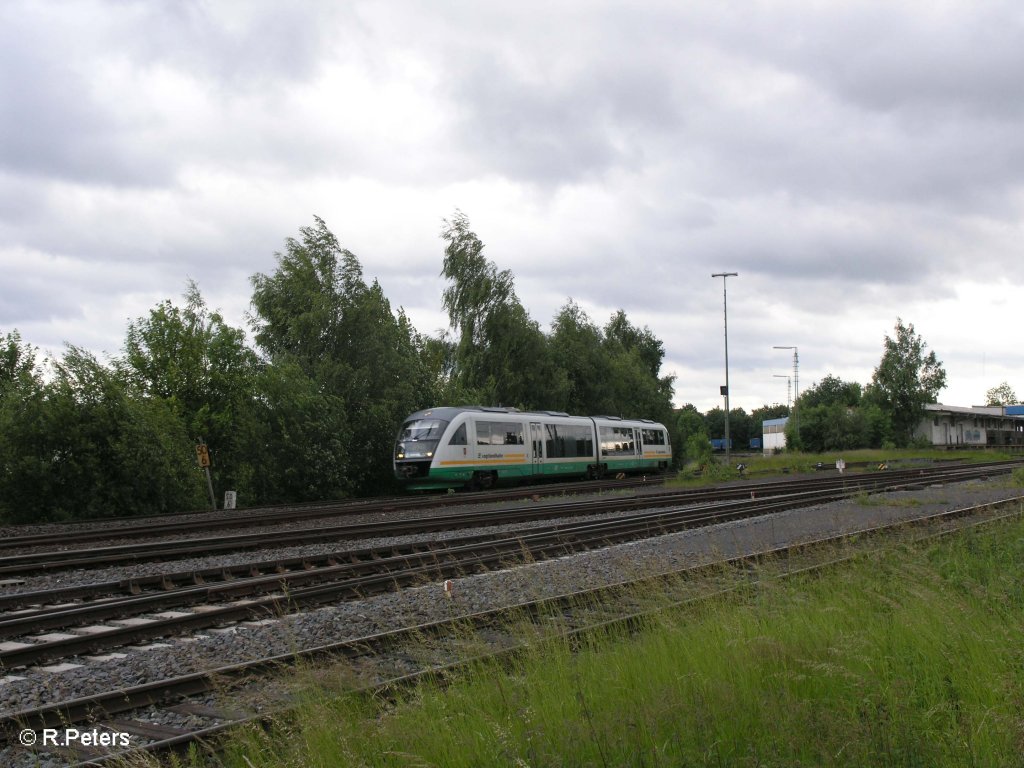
[0,462,1015,576]
[3,459,1013,557]
[6,493,1023,763]
[2,467,1017,668]
[0,475,667,550]
[0,490,838,667]
[3,458,1016,555]
[0,465,1014,623]
[0,471,881,609]
[0,488,832,642]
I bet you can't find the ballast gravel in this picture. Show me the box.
[1,478,1022,768]
[1,488,663,594]
[5,509,670,596]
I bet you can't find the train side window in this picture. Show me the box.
[476,422,492,445]
[449,424,467,445]
[502,422,524,445]
[545,424,562,458]
[601,425,636,456]
[477,420,523,446]
[642,428,665,445]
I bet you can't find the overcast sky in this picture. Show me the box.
[2,0,1022,414]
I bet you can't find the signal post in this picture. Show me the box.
[195,440,217,511]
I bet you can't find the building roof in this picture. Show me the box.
[925,403,1024,421]
[924,403,1000,416]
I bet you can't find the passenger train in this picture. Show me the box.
[393,406,672,490]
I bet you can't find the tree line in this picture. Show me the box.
[746,325,1016,455]
[3,211,1001,524]
[0,214,680,523]
[692,319,954,457]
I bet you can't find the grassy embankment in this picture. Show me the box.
[673,447,1019,485]
[188,477,1024,768]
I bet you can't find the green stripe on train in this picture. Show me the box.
[404,458,665,490]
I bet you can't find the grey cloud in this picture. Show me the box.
[0,22,173,186]
[446,61,634,184]
[0,0,1020,413]
[783,5,1024,120]
[86,1,344,92]
[0,279,84,325]
[0,1,360,189]
[433,2,1024,226]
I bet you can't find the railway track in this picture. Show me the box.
[2,463,1010,593]
[0,460,1020,766]
[2,461,1017,576]
[2,457,1008,555]
[0,462,1018,672]
[0,474,667,551]
[4,490,1022,767]
[0,490,841,668]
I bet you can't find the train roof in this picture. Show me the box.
[591,415,658,424]
[402,406,664,426]
[402,406,577,422]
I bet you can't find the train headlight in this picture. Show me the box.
[426,451,433,458]
[397,453,405,459]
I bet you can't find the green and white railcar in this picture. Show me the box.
[394,406,671,491]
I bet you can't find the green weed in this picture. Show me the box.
[199,512,1024,768]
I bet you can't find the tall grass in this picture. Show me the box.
[203,513,1024,768]
[672,448,1015,483]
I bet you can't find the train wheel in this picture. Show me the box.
[470,471,496,491]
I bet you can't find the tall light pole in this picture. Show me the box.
[773,374,791,409]
[712,272,738,465]
[773,345,799,441]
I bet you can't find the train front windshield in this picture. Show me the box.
[395,418,449,459]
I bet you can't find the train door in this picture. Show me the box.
[634,428,641,456]
[530,422,544,475]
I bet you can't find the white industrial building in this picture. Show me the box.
[762,416,789,453]
[914,403,1024,448]
[760,404,1024,453]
